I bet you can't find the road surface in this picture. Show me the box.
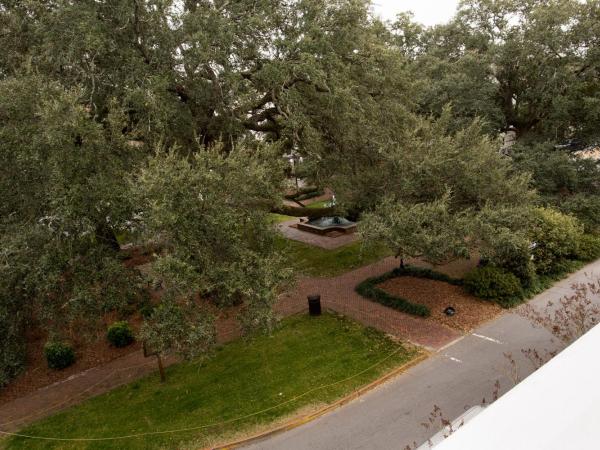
[244,260,600,450]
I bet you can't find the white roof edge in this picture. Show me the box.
[432,323,600,450]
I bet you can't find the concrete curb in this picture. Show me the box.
[210,351,429,450]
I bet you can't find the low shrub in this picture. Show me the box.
[484,236,536,287]
[107,321,135,348]
[272,205,336,219]
[356,277,431,317]
[391,265,463,286]
[560,193,600,234]
[530,207,583,274]
[44,342,75,370]
[575,234,600,262]
[296,191,324,202]
[355,266,447,317]
[284,187,324,202]
[140,300,155,319]
[464,267,524,308]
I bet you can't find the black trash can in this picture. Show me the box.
[308,294,322,316]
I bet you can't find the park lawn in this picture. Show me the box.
[5,314,418,450]
[305,200,331,209]
[268,213,296,224]
[275,236,393,278]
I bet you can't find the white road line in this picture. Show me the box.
[437,335,466,352]
[472,333,503,345]
[444,355,463,363]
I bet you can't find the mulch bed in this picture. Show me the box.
[377,276,502,332]
[0,323,142,405]
[0,246,156,406]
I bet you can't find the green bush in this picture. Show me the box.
[464,267,523,308]
[530,207,583,274]
[560,193,600,234]
[140,300,155,319]
[356,280,431,317]
[107,321,135,348]
[44,342,75,370]
[273,204,336,219]
[284,187,323,202]
[355,266,452,318]
[575,234,600,262]
[392,265,463,285]
[485,237,536,287]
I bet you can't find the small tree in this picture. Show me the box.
[135,146,292,376]
[361,195,471,267]
[357,112,534,269]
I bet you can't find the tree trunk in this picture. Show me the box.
[156,354,166,383]
[95,223,120,251]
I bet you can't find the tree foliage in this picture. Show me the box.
[394,0,600,140]
[135,147,292,356]
[1,0,598,388]
[358,112,533,265]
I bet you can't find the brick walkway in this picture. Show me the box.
[276,257,463,349]
[0,256,471,432]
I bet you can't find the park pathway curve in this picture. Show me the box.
[275,256,463,350]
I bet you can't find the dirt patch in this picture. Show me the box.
[377,276,502,332]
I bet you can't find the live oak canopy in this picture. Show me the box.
[1,0,597,387]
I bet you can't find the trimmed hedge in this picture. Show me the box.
[464,266,524,308]
[44,342,75,370]
[107,321,135,348]
[354,265,463,318]
[392,265,463,285]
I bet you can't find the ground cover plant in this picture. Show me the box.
[4,314,419,450]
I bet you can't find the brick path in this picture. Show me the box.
[0,256,471,432]
[276,257,463,349]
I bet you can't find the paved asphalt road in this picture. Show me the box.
[244,260,600,450]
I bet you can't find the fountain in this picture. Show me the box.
[297,216,357,235]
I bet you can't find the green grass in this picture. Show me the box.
[305,200,331,209]
[5,314,418,450]
[268,213,296,224]
[274,236,392,278]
